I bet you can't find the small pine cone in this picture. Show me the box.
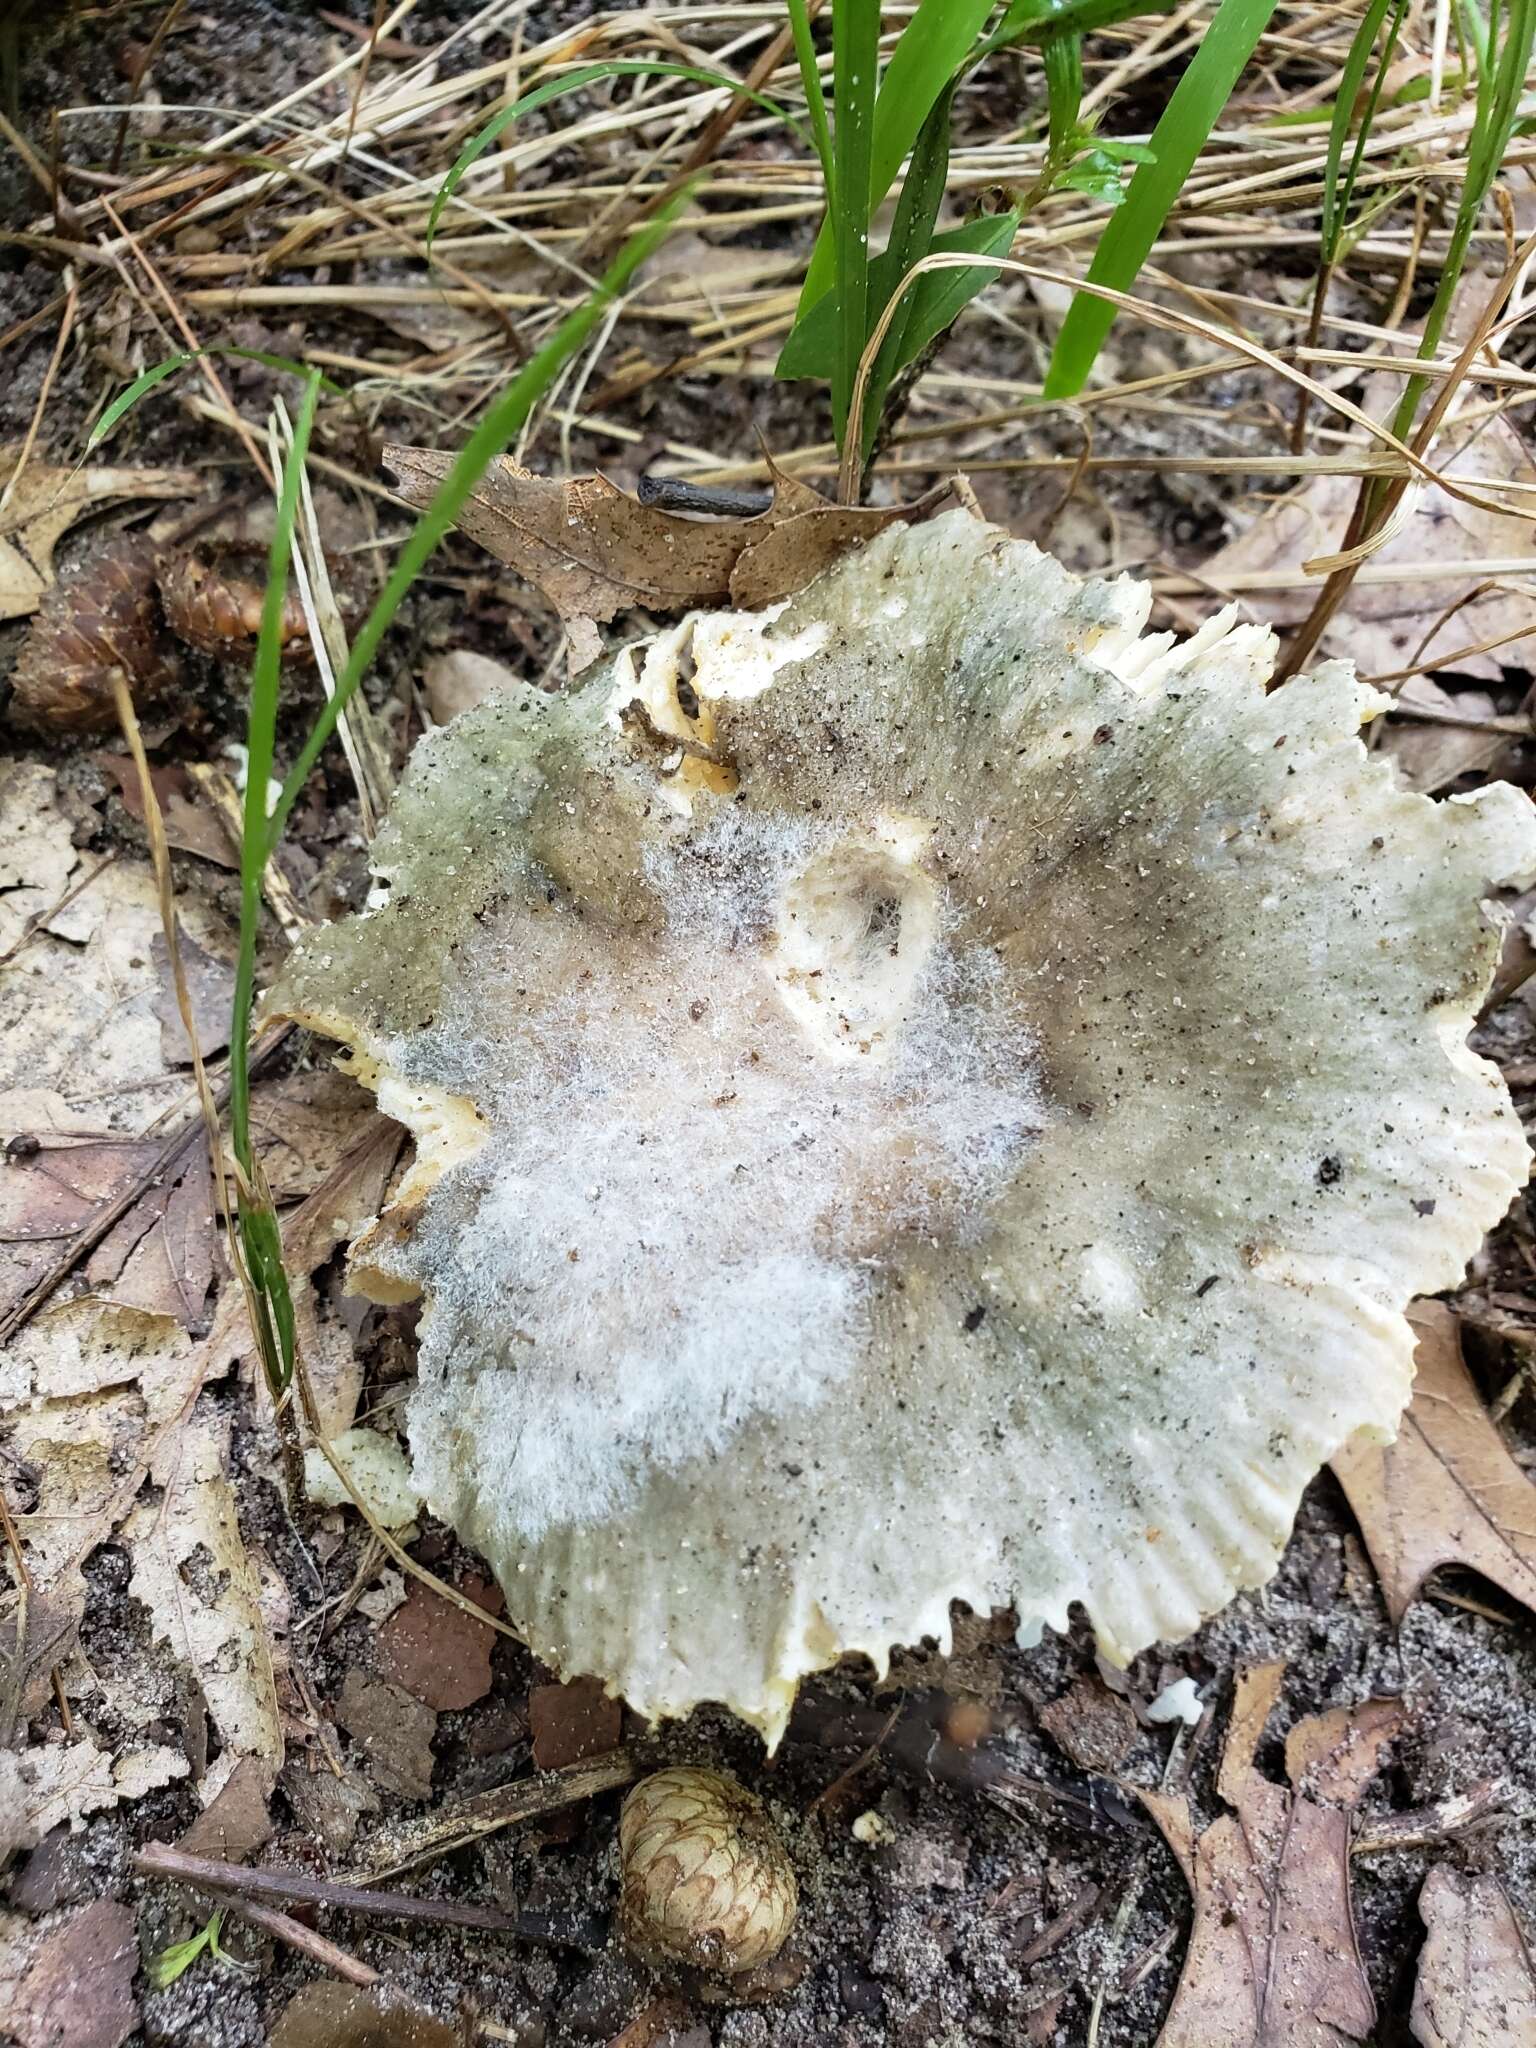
[159,539,365,664]
[618,1766,797,1977]
[159,539,310,661]
[9,535,178,734]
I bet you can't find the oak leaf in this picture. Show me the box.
[1410,1864,1536,2047]
[1140,1661,1402,2047]
[1332,1301,1536,1623]
[382,445,958,669]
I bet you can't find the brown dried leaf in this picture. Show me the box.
[1332,1302,1536,1623]
[1038,1674,1137,1773]
[375,1573,500,1712]
[0,1124,162,1327]
[247,1069,381,1202]
[1379,676,1509,797]
[268,1984,458,2048]
[174,1753,274,1863]
[383,446,959,671]
[1142,1662,1392,2047]
[1410,1864,1536,2047]
[85,1147,216,1330]
[335,1669,436,1801]
[150,929,235,1064]
[2,1899,138,2048]
[97,754,239,869]
[0,448,196,624]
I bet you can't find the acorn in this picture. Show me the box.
[617,1766,797,1978]
[9,535,179,734]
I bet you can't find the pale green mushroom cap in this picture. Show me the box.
[270,512,1536,1747]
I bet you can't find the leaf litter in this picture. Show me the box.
[1332,1301,1536,1623]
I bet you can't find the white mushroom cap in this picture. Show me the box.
[270,513,1535,1747]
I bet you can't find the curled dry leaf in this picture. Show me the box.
[1139,1661,1402,2047]
[0,446,196,623]
[1332,1302,1536,1623]
[383,443,958,671]
[9,536,179,736]
[1410,1863,1536,2047]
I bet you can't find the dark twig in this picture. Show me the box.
[222,1896,381,1987]
[346,1749,638,1883]
[134,1841,609,1951]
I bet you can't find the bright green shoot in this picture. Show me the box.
[778,0,1184,475]
[1044,0,1279,397]
[84,347,341,453]
[149,1910,245,1990]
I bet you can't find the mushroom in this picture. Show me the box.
[268,512,1535,1746]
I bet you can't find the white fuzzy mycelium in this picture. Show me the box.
[270,512,1535,1745]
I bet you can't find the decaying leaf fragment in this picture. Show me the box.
[1410,1863,1536,2047]
[383,444,957,669]
[1140,1663,1401,2048]
[120,1405,284,1808]
[269,512,1535,1744]
[1332,1302,1536,1623]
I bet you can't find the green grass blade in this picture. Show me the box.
[1321,0,1408,258]
[794,0,996,323]
[1043,0,1278,397]
[830,0,881,446]
[787,0,833,186]
[987,0,1178,53]
[856,78,955,459]
[1043,31,1085,159]
[428,62,803,247]
[779,212,1020,380]
[268,196,692,852]
[86,347,341,452]
[229,368,322,1393]
[1388,0,1535,443]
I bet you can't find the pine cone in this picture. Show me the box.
[618,1767,797,1977]
[159,540,363,664]
[9,535,178,734]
